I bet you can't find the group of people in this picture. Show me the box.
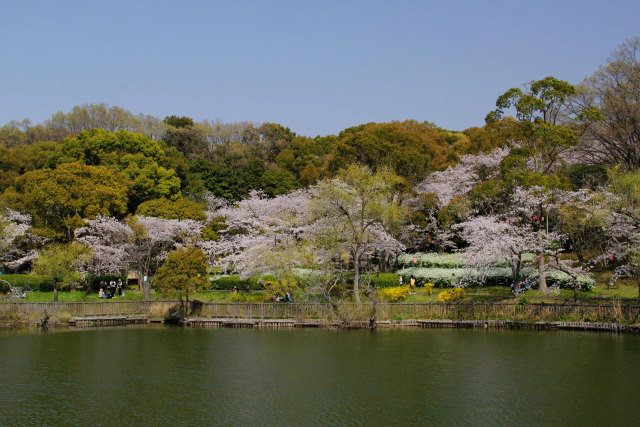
[98,279,123,299]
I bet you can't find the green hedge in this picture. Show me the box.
[209,275,247,290]
[342,272,400,288]
[0,274,55,292]
[209,274,276,291]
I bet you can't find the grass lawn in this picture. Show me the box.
[4,270,638,304]
[13,289,256,303]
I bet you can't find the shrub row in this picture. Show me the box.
[209,272,401,290]
[209,275,272,290]
[343,273,401,288]
[0,274,55,292]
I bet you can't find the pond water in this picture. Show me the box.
[0,326,638,426]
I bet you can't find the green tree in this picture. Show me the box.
[119,153,181,209]
[7,162,130,239]
[311,165,406,303]
[32,242,93,302]
[155,246,209,314]
[487,76,579,174]
[260,169,299,196]
[163,115,195,128]
[328,121,457,184]
[136,198,206,221]
[47,129,181,210]
[48,128,163,167]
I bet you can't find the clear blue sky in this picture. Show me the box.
[1,0,639,137]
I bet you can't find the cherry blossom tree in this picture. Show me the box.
[456,213,555,295]
[415,146,509,206]
[128,216,204,300]
[74,215,133,276]
[1,208,41,272]
[200,189,311,279]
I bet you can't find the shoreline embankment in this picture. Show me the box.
[2,301,640,333]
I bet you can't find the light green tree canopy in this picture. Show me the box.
[310,164,406,302]
[155,246,209,310]
[46,128,180,209]
[6,162,130,240]
[136,198,206,222]
[32,242,93,296]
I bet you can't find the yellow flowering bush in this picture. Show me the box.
[437,288,466,302]
[377,285,410,302]
[424,282,435,295]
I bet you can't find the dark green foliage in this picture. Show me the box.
[136,197,206,221]
[162,126,208,160]
[343,273,400,288]
[0,274,54,291]
[249,274,273,290]
[260,169,299,196]
[209,275,247,290]
[163,116,194,128]
[0,280,10,294]
[188,160,254,201]
[565,164,609,190]
[328,121,457,184]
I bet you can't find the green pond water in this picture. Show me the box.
[0,326,638,426]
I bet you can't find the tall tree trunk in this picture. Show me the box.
[53,282,58,303]
[538,231,548,293]
[511,255,522,296]
[573,279,580,303]
[353,254,361,303]
[143,275,151,302]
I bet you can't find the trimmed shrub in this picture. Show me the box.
[0,280,10,294]
[342,272,400,288]
[437,288,466,302]
[209,275,247,290]
[377,286,410,302]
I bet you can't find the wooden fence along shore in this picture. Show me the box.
[2,301,640,324]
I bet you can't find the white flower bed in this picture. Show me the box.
[397,266,594,290]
